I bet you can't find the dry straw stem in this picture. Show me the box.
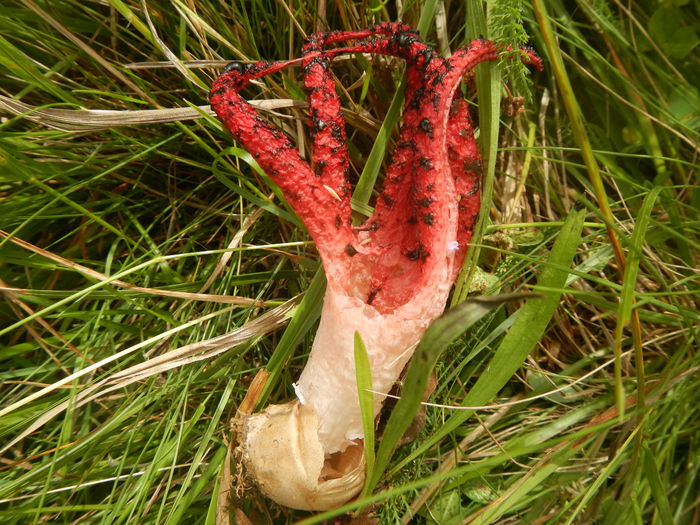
[0,95,304,132]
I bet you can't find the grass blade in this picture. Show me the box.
[453,0,502,304]
[256,270,326,408]
[617,186,663,423]
[352,0,438,206]
[642,444,674,525]
[531,0,645,422]
[354,331,375,497]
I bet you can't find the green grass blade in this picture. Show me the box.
[564,426,642,524]
[166,381,235,522]
[353,331,375,497]
[470,445,579,525]
[642,444,675,525]
[532,0,644,422]
[298,421,606,524]
[212,146,298,225]
[1,2,697,521]
[256,270,326,408]
[616,185,662,424]
[452,0,501,304]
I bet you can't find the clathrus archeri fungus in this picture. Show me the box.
[210,23,541,511]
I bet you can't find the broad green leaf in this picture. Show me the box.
[649,7,699,59]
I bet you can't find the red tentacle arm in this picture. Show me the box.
[300,36,352,225]
[210,61,355,277]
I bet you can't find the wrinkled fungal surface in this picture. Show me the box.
[210,23,541,510]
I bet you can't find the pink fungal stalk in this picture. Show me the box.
[210,23,541,510]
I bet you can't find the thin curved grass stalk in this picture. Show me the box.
[0,95,303,132]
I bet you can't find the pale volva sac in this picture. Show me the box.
[242,401,365,510]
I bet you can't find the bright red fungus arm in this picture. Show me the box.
[210,23,541,511]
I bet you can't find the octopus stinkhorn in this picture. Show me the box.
[210,23,541,511]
